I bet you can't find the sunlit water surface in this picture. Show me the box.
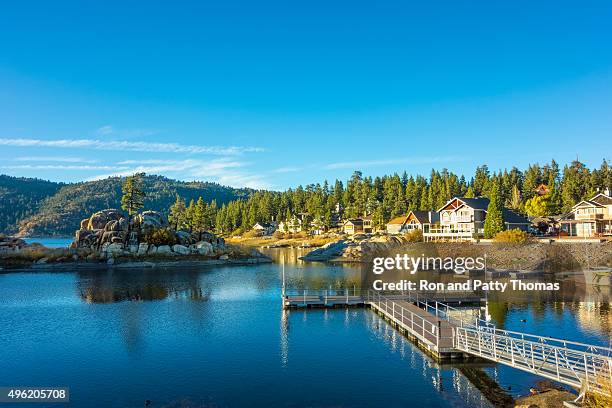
[0,244,609,407]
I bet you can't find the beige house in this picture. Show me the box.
[561,191,612,237]
[278,217,302,233]
[343,216,373,235]
[252,222,277,235]
[386,211,439,234]
[423,197,529,242]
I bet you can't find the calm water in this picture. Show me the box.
[23,237,73,248]
[0,245,610,408]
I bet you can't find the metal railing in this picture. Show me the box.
[283,287,364,306]
[455,326,612,395]
[283,287,612,396]
[367,290,453,350]
[366,290,612,396]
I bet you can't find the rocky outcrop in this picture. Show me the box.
[71,208,229,260]
[0,235,28,255]
[301,234,407,262]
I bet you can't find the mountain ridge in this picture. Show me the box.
[0,174,255,237]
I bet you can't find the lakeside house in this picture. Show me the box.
[278,216,303,233]
[252,222,277,235]
[560,190,612,237]
[422,197,530,242]
[342,216,373,235]
[386,210,439,234]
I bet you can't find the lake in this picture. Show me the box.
[0,246,610,407]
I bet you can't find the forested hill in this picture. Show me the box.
[0,174,253,237]
[0,176,64,234]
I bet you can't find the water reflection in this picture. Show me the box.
[365,311,495,408]
[76,269,211,303]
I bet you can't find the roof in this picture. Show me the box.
[344,219,364,226]
[572,200,604,209]
[387,215,407,225]
[503,209,530,225]
[410,210,433,224]
[590,193,612,206]
[438,197,490,212]
[253,222,273,228]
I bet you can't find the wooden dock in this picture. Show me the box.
[369,295,461,359]
[281,288,612,398]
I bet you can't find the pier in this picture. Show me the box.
[282,288,612,398]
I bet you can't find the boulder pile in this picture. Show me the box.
[72,208,226,260]
[0,235,28,255]
[301,234,406,262]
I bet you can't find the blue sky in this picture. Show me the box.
[1,1,611,190]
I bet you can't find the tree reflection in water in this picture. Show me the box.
[76,269,211,303]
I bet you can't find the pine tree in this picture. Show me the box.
[192,197,206,240]
[484,182,505,238]
[120,172,146,245]
[169,194,187,231]
[121,172,146,216]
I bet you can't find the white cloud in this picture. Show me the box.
[0,138,264,155]
[96,125,114,136]
[96,125,159,138]
[1,164,129,171]
[324,156,463,170]
[14,156,99,164]
[87,158,270,189]
[273,166,303,173]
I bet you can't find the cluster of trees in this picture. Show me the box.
[168,195,218,239]
[210,159,612,235]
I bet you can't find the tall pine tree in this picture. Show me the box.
[484,182,505,238]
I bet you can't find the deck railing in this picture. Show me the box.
[283,288,612,396]
[455,326,612,395]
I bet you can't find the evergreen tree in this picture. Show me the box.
[192,197,206,239]
[120,172,146,245]
[169,194,187,230]
[121,172,146,216]
[483,182,505,238]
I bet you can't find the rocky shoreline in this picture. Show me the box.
[1,208,272,271]
[298,234,612,272]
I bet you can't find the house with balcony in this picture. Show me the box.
[560,191,612,237]
[252,222,277,235]
[343,215,373,235]
[422,197,530,242]
[386,210,439,234]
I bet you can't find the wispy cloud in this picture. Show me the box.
[87,158,270,189]
[1,164,129,171]
[14,156,99,164]
[324,156,463,170]
[96,125,159,138]
[273,166,303,173]
[96,125,115,136]
[0,138,264,155]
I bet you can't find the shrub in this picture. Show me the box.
[272,231,286,239]
[404,229,423,243]
[493,229,532,244]
[243,229,264,238]
[583,373,612,408]
[144,228,177,246]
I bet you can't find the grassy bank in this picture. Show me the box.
[226,232,340,248]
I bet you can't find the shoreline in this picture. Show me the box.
[0,256,273,272]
